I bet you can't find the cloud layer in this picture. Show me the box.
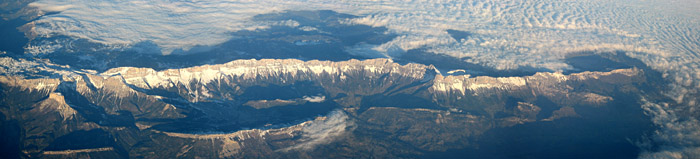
[639,100,700,159]
[302,95,326,103]
[26,0,699,70]
[281,110,352,151]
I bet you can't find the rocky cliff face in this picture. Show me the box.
[101,58,433,102]
[0,58,654,158]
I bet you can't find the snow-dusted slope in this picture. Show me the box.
[102,58,429,90]
[0,57,661,158]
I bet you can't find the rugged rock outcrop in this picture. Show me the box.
[0,58,653,158]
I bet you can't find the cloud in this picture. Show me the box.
[302,95,326,103]
[27,3,73,12]
[281,110,353,151]
[638,99,700,159]
[25,0,324,55]
[639,147,700,159]
[25,0,698,70]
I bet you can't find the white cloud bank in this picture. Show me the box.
[638,100,700,159]
[25,0,699,70]
[23,0,700,157]
[302,95,325,103]
[281,110,353,151]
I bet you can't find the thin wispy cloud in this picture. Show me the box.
[281,110,353,151]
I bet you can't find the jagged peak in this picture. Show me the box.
[431,68,642,95]
[101,58,431,90]
[37,93,77,121]
[0,76,60,93]
[95,58,643,99]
